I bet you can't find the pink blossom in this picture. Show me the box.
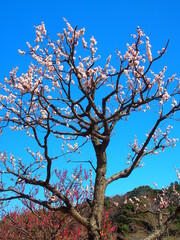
[113,201,119,207]
[63,18,74,32]
[18,49,25,56]
[146,37,152,61]
[90,36,97,45]
[163,91,170,101]
[82,38,87,48]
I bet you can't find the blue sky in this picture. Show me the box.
[0,1,180,197]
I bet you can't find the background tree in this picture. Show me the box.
[125,170,180,240]
[0,204,116,239]
[0,19,180,239]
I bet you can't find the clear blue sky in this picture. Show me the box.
[0,0,180,197]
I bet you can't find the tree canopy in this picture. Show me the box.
[0,19,180,239]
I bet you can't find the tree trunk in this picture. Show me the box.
[88,145,107,240]
[88,229,101,240]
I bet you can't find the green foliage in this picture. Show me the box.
[169,205,177,213]
[120,224,130,235]
[168,181,180,195]
[128,185,162,199]
[104,197,110,209]
[123,202,134,213]
[174,216,180,232]
[106,182,180,238]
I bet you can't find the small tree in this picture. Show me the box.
[0,19,180,239]
[126,179,180,239]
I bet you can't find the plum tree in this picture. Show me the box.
[0,19,180,239]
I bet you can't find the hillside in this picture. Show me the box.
[105,183,180,239]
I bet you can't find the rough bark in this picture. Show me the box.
[144,230,164,240]
[88,143,108,240]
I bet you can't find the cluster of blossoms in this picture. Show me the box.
[146,36,152,62]
[127,122,179,167]
[53,165,93,206]
[151,125,179,151]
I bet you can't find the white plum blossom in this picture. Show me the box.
[18,49,25,56]
[146,37,152,61]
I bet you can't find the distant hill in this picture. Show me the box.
[105,182,180,239]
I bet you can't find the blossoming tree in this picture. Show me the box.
[0,19,180,239]
[125,169,180,240]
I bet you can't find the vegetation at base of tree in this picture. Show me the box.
[1,182,180,239]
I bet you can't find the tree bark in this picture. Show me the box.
[88,146,107,240]
[88,230,101,240]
